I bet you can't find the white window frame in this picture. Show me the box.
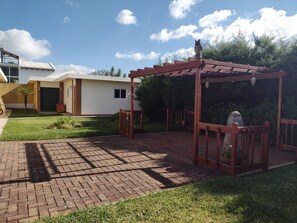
[114,88,127,99]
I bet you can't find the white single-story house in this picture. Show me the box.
[28,73,141,115]
[0,47,141,115]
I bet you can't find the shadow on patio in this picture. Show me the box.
[0,131,295,222]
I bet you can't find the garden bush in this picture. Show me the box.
[47,116,82,129]
[109,112,119,122]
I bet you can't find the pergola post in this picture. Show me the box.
[193,66,202,164]
[166,107,170,131]
[276,77,283,150]
[37,81,40,112]
[130,77,134,139]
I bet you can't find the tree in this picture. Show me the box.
[250,34,285,67]
[276,40,297,78]
[202,34,289,107]
[92,66,125,77]
[116,68,121,77]
[18,85,33,113]
[157,56,162,66]
[203,34,251,64]
[91,69,109,76]
[110,66,115,77]
[275,40,297,118]
[135,76,166,120]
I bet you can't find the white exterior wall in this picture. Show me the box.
[64,80,73,113]
[5,103,33,109]
[20,69,55,84]
[81,80,141,115]
[40,81,59,88]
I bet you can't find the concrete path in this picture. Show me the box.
[0,132,220,222]
[0,109,11,136]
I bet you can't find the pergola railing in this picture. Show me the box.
[167,109,270,175]
[166,108,194,131]
[197,121,270,176]
[119,109,144,138]
[119,110,131,137]
[280,119,297,159]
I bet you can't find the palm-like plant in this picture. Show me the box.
[18,86,33,113]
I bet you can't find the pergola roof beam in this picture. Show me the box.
[200,71,286,84]
[174,60,186,64]
[129,58,284,82]
[203,59,267,71]
[130,60,201,78]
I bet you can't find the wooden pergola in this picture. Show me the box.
[123,57,287,175]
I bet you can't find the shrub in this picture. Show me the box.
[60,123,73,129]
[47,116,82,129]
[109,112,119,122]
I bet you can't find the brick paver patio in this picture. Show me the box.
[1,131,295,222]
[0,132,220,223]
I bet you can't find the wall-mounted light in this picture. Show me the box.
[251,76,256,86]
[205,80,209,89]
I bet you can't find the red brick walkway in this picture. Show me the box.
[0,132,219,222]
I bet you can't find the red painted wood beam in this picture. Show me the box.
[276,77,283,150]
[202,59,267,71]
[130,78,134,139]
[129,60,202,78]
[193,67,201,164]
[200,72,286,84]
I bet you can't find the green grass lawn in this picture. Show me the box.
[0,110,166,141]
[35,165,297,223]
[8,108,61,118]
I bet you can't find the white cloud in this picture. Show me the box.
[192,26,225,42]
[193,7,297,43]
[63,16,70,23]
[162,47,195,61]
[150,24,198,42]
[115,51,160,61]
[199,10,234,28]
[0,29,51,60]
[115,9,137,25]
[66,0,79,8]
[169,0,198,19]
[150,8,297,44]
[53,64,96,75]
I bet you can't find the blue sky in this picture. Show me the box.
[0,0,296,75]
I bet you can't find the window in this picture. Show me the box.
[114,89,126,99]
[9,77,18,83]
[121,89,126,98]
[0,65,19,83]
[10,67,19,76]
[114,89,120,98]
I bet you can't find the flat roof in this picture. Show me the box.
[55,72,141,83]
[28,76,56,82]
[28,72,141,83]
